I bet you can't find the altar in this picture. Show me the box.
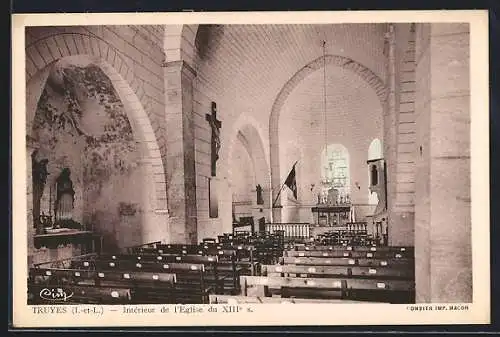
[311,204,353,227]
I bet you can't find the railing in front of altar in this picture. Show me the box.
[265,222,311,241]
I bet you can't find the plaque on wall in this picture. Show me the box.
[208,178,218,218]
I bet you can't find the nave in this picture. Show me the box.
[28,228,415,305]
[23,22,472,306]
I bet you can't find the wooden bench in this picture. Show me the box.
[93,257,219,303]
[29,267,178,304]
[283,256,414,268]
[209,294,382,304]
[240,275,414,303]
[156,244,201,255]
[240,275,346,299]
[207,244,258,276]
[285,249,413,260]
[89,261,214,304]
[262,264,414,280]
[292,244,414,254]
[126,241,162,254]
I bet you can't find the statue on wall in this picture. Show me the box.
[54,168,75,223]
[368,159,387,216]
[256,184,264,205]
[31,151,49,229]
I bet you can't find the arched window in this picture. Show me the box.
[320,144,350,199]
[368,138,383,204]
[368,138,383,161]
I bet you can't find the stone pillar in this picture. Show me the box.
[414,23,433,303]
[136,157,170,244]
[383,24,399,243]
[391,24,416,247]
[26,136,39,266]
[163,60,198,244]
[414,23,471,303]
[428,23,471,303]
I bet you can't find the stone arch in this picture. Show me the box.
[269,55,386,215]
[25,34,169,220]
[227,115,271,208]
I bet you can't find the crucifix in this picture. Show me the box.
[205,102,222,177]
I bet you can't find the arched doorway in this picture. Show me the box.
[227,120,271,234]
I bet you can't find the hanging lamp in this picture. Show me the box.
[320,40,331,187]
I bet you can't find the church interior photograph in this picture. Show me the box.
[24,23,471,305]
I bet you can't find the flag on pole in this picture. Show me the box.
[284,162,298,200]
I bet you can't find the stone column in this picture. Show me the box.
[163,60,198,244]
[383,24,400,245]
[26,136,39,266]
[414,23,471,303]
[414,23,433,303]
[428,23,471,303]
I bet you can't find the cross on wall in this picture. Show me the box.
[205,102,222,177]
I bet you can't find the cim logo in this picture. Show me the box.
[39,288,74,302]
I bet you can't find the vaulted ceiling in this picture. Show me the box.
[194,23,387,110]
[193,23,388,151]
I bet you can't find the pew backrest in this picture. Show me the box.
[283,256,414,268]
[240,275,347,293]
[292,245,414,254]
[209,294,382,304]
[29,268,177,286]
[285,250,413,259]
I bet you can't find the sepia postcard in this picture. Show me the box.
[11,10,490,328]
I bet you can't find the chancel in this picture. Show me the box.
[25,23,472,305]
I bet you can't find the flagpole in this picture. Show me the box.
[272,182,286,208]
[272,160,299,207]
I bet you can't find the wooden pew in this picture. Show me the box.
[200,248,241,293]
[161,262,213,304]
[207,244,258,276]
[291,244,414,254]
[262,264,349,278]
[82,256,217,303]
[156,244,201,255]
[285,249,413,260]
[240,275,346,299]
[240,275,414,303]
[209,294,382,304]
[126,241,162,254]
[89,260,213,304]
[28,267,178,304]
[262,264,414,280]
[283,256,414,268]
[28,284,132,305]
